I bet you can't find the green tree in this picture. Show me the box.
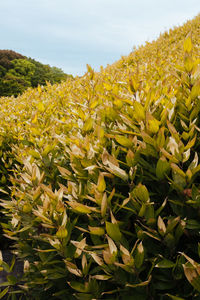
[0,50,72,97]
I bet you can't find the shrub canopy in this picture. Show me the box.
[0,14,200,300]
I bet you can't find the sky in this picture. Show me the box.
[0,0,199,76]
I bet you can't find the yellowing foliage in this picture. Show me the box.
[1,14,200,300]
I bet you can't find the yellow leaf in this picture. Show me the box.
[56,226,68,239]
[184,37,192,53]
[32,114,38,124]
[38,102,45,113]
[83,118,93,132]
[67,202,92,214]
[148,119,160,134]
[134,101,145,120]
[115,135,133,148]
[22,203,32,213]
[88,226,105,236]
[97,173,106,193]
[29,149,40,159]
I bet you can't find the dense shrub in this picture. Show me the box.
[0,15,200,300]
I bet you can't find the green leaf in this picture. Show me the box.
[156,157,170,180]
[106,222,122,242]
[134,242,144,269]
[166,294,185,300]
[126,275,151,288]
[68,281,86,293]
[7,275,17,285]
[132,183,149,203]
[155,259,175,268]
[0,287,9,299]
[186,219,200,230]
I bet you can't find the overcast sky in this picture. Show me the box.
[0,0,199,76]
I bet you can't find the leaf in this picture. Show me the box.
[56,226,68,239]
[148,119,160,134]
[182,148,190,163]
[155,259,175,268]
[0,287,9,299]
[167,137,179,155]
[155,197,167,217]
[126,150,135,167]
[92,275,112,280]
[38,101,45,112]
[68,281,86,293]
[58,166,73,180]
[166,294,185,300]
[7,275,17,285]
[115,135,133,148]
[106,222,122,242]
[184,135,196,151]
[67,202,92,214]
[134,101,145,120]
[83,118,93,132]
[106,161,128,181]
[171,163,185,178]
[191,83,200,100]
[29,149,40,159]
[97,173,106,193]
[107,235,118,256]
[166,217,180,234]
[157,216,166,236]
[141,131,155,146]
[134,241,144,269]
[126,275,151,288]
[90,252,104,266]
[132,183,149,203]
[156,157,170,180]
[101,192,107,217]
[183,264,200,292]
[88,226,105,236]
[184,36,192,53]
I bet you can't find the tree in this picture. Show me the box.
[0,50,72,97]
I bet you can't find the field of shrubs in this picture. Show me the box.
[0,14,200,300]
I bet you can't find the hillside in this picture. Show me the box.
[0,14,200,299]
[0,50,72,97]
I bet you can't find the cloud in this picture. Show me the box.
[0,0,199,75]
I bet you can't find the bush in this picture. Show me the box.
[1,16,200,300]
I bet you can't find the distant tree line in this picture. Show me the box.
[0,50,72,97]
